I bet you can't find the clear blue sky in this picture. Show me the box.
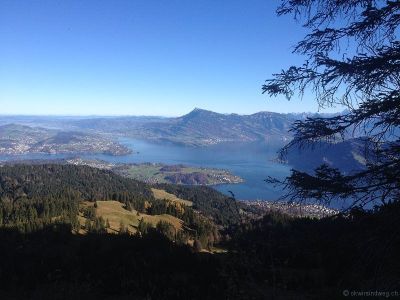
[0,0,342,116]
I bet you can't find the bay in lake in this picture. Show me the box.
[0,138,292,201]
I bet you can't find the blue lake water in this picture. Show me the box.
[0,138,292,201]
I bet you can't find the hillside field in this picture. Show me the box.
[79,200,183,234]
[152,188,193,206]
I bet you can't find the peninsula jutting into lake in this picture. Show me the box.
[0,124,131,156]
[66,158,244,185]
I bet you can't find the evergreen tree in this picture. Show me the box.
[84,218,92,232]
[263,0,400,209]
[83,206,96,220]
[137,218,151,236]
[193,239,202,252]
[119,221,128,234]
[125,201,132,212]
[93,216,106,233]
[156,221,175,240]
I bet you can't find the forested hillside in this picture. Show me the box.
[0,164,153,232]
[0,195,399,299]
[155,183,247,226]
[0,164,153,201]
[0,164,237,249]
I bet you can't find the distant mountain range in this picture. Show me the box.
[0,109,368,172]
[69,108,301,146]
[0,109,324,147]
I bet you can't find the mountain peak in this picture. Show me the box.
[190,108,213,114]
[181,108,216,118]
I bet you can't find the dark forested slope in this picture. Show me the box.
[0,164,154,201]
[0,164,398,299]
[154,183,247,226]
[0,164,154,232]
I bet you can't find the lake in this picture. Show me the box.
[0,138,292,201]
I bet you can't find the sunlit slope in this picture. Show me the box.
[79,200,183,234]
[152,188,193,206]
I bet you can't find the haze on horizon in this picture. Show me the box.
[1,0,345,116]
[0,107,328,118]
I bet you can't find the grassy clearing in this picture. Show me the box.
[152,188,193,206]
[79,200,183,234]
[126,165,167,183]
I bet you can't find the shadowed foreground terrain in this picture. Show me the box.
[0,164,399,299]
[0,208,399,299]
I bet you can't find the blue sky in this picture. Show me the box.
[0,0,343,116]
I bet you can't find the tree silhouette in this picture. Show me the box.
[264,0,400,209]
[194,239,202,252]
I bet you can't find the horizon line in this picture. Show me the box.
[0,108,334,118]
